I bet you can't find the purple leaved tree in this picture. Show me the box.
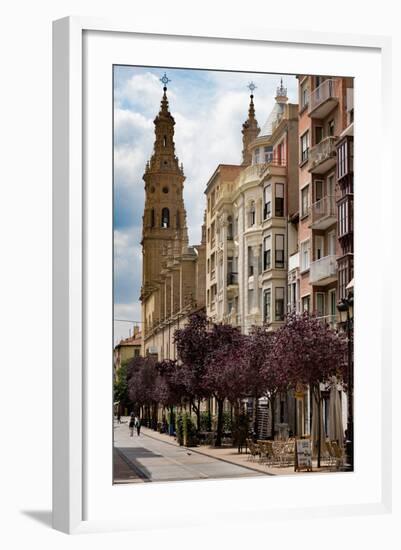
[154,359,187,434]
[174,311,212,431]
[127,355,158,427]
[272,312,347,466]
[246,326,286,439]
[204,323,248,447]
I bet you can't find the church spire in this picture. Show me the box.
[241,82,260,166]
[147,73,181,172]
[141,72,189,298]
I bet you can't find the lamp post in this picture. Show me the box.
[337,290,354,470]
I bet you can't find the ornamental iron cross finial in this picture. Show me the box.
[248,81,257,94]
[160,73,171,88]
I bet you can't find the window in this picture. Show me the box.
[264,185,272,219]
[300,82,309,109]
[289,281,297,312]
[302,295,310,313]
[163,135,167,147]
[211,252,216,275]
[275,287,285,321]
[300,240,310,271]
[301,185,309,217]
[337,138,353,180]
[338,197,353,237]
[263,235,271,270]
[275,183,284,217]
[150,208,155,227]
[328,230,336,256]
[300,131,309,162]
[314,180,324,203]
[176,210,180,229]
[248,202,256,227]
[161,207,170,228]
[263,289,271,323]
[264,146,273,163]
[276,142,285,165]
[316,292,325,317]
[211,221,215,245]
[315,235,324,260]
[315,126,323,144]
[328,119,335,136]
[248,247,254,277]
[254,148,260,164]
[329,289,336,316]
[275,234,285,268]
[227,216,233,239]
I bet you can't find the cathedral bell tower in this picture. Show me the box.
[141,74,189,303]
[241,81,260,166]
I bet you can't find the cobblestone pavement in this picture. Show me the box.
[113,419,268,483]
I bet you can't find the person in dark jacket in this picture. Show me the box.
[129,412,135,437]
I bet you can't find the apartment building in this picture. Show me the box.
[205,81,299,335]
[296,75,354,325]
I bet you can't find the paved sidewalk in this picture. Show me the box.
[137,424,334,476]
[114,419,268,482]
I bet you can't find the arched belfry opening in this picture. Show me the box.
[161,207,170,228]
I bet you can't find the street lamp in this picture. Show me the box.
[337,290,354,471]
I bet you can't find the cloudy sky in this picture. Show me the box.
[113,66,297,344]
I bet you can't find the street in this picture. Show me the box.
[113,420,266,483]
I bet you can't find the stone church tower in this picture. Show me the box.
[141,80,189,304]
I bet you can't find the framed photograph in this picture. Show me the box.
[53,17,392,534]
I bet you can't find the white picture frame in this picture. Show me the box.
[52,16,392,534]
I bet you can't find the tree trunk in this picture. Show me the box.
[207,398,212,431]
[191,398,201,432]
[169,405,175,435]
[215,398,224,447]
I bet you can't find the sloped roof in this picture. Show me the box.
[259,102,286,138]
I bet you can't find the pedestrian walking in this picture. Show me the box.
[129,412,135,437]
[135,415,141,437]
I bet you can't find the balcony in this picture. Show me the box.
[288,252,299,272]
[310,195,336,230]
[308,79,340,119]
[309,254,337,285]
[308,136,337,174]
